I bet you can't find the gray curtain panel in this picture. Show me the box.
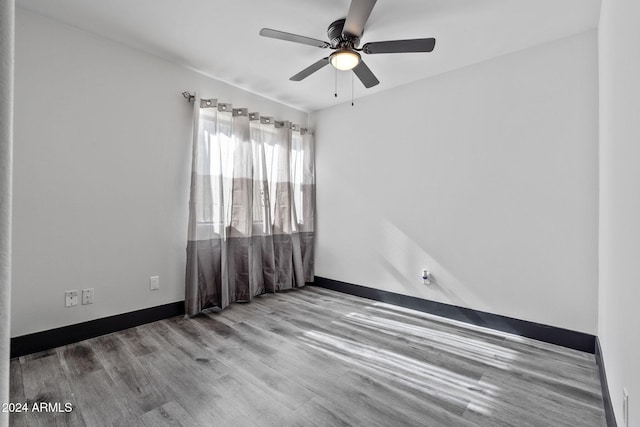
[185,97,315,315]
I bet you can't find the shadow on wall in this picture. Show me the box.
[375,219,492,313]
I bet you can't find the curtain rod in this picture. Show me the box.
[182,91,195,103]
[181,91,312,135]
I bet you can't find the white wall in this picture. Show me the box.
[11,9,307,337]
[1,2,15,425]
[312,31,599,334]
[598,0,640,424]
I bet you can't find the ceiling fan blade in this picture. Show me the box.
[353,60,380,88]
[290,58,330,81]
[260,28,330,48]
[343,0,377,38]
[362,38,436,54]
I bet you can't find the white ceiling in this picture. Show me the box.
[17,0,601,112]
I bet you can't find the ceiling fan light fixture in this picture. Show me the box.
[330,50,361,71]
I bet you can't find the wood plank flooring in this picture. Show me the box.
[9,286,607,426]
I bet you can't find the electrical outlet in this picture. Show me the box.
[623,388,629,426]
[422,269,431,285]
[65,290,78,307]
[150,276,160,291]
[82,288,94,305]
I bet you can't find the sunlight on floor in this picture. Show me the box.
[368,302,530,343]
[339,312,517,371]
[301,328,500,415]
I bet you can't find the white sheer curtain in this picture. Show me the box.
[185,96,315,315]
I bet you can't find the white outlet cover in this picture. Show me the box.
[150,276,160,290]
[65,290,79,307]
[82,288,94,305]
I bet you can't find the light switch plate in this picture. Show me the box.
[150,276,160,291]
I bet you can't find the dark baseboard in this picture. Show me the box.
[10,301,185,358]
[11,279,598,357]
[595,337,618,427]
[313,276,596,354]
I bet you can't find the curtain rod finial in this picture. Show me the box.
[182,91,195,103]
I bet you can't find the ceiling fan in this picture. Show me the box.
[259,0,436,89]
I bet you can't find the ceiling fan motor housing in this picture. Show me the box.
[328,19,360,48]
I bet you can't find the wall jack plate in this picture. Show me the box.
[82,288,94,305]
[65,290,79,307]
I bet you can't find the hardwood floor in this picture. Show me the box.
[9,286,607,426]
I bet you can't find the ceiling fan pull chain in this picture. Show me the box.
[334,67,338,98]
[351,72,355,106]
